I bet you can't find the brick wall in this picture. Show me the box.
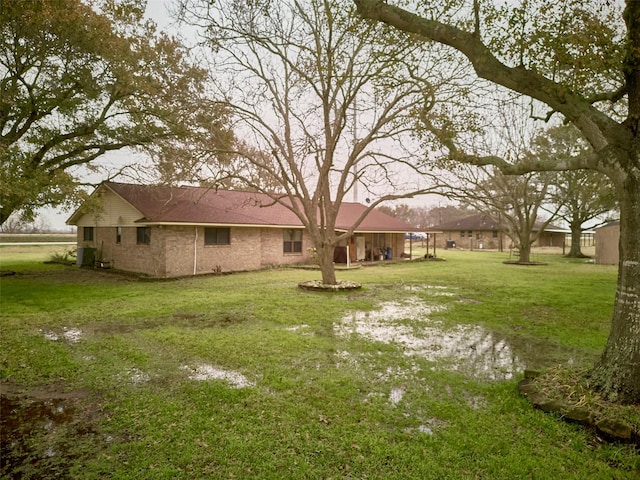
[80,225,313,277]
[79,225,166,276]
[77,225,415,277]
[433,230,507,250]
[259,228,312,267]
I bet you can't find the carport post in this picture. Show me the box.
[409,233,413,259]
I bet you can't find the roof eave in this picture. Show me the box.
[136,221,306,229]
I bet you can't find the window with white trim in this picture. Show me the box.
[283,229,302,253]
[204,227,231,245]
[137,226,151,245]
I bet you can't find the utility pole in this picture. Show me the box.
[352,98,358,202]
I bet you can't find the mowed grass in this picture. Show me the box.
[1,247,638,479]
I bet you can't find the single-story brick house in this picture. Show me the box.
[66,182,418,277]
[594,221,620,265]
[432,214,569,250]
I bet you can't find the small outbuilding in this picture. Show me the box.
[66,182,418,277]
[594,221,620,265]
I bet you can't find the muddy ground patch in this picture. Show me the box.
[1,381,105,479]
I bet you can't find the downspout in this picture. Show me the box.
[193,227,198,276]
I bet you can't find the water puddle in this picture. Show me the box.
[407,418,448,436]
[125,367,151,385]
[416,424,434,435]
[41,327,83,343]
[1,395,73,471]
[335,298,524,380]
[285,324,308,332]
[389,387,405,405]
[285,324,313,335]
[1,388,100,478]
[181,364,255,388]
[402,284,456,297]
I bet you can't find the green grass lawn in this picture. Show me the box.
[1,247,637,479]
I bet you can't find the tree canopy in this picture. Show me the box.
[0,0,232,224]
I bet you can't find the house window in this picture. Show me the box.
[137,226,151,245]
[204,227,230,245]
[467,230,473,237]
[283,229,302,253]
[83,227,94,242]
[460,231,465,238]
[116,226,122,244]
[492,230,498,238]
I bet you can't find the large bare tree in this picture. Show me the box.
[436,102,562,263]
[452,166,559,263]
[177,0,463,285]
[536,126,617,258]
[354,0,639,403]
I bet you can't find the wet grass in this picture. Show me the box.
[1,247,638,479]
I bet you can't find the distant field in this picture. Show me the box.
[404,241,596,259]
[0,233,76,244]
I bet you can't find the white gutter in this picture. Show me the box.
[138,221,304,229]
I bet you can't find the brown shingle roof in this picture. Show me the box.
[433,213,568,233]
[434,214,501,231]
[334,202,420,232]
[106,182,300,226]
[97,182,416,233]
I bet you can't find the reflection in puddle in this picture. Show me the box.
[126,367,151,385]
[181,364,255,388]
[340,298,445,323]
[285,324,308,332]
[389,387,405,405]
[403,417,448,436]
[284,324,314,336]
[1,396,72,467]
[335,298,523,380]
[1,392,99,477]
[335,350,360,371]
[417,424,434,435]
[402,284,456,296]
[41,327,83,343]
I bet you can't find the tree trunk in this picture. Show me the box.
[518,242,531,263]
[0,204,18,226]
[316,242,338,285]
[1,208,11,226]
[567,223,585,257]
[589,172,640,404]
[515,225,534,263]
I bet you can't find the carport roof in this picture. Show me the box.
[434,213,568,233]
